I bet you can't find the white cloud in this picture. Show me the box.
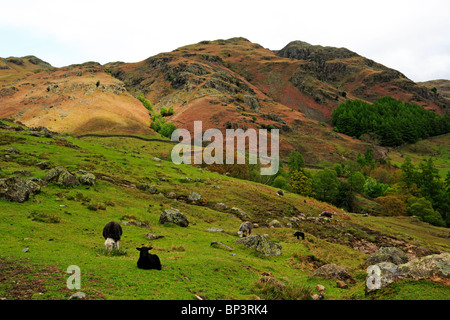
[1,0,449,81]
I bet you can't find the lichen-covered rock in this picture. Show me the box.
[366,247,409,266]
[231,207,250,220]
[159,209,189,227]
[57,170,79,187]
[365,253,450,292]
[79,173,96,186]
[44,166,79,187]
[0,177,41,203]
[138,184,157,194]
[309,264,356,283]
[188,191,202,203]
[398,253,450,280]
[235,234,282,256]
[269,219,284,228]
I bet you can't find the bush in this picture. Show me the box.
[160,106,169,116]
[377,195,407,216]
[364,177,389,198]
[289,170,314,197]
[407,197,446,227]
[272,176,288,189]
[137,93,153,113]
[159,122,177,138]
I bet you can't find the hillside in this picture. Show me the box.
[1,39,449,301]
[419,79,450,103]
[1,38,448,166]
[0,120,449,301]
[0,59,153,135]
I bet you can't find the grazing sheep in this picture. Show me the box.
[294,231,305,240]
[237,221,253,238]
[136,246,162,270]
[319,211,333,218]
[102,221,123,250]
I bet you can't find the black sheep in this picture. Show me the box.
[294,231,305,240]
[136,247,162,270]
[103,221,123,250]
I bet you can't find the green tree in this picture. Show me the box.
[407,197,446,227]
[288,150,305,172]
[349,171,365,193]
[312,169,340,204]
[335,181,355,211]
[363,177,388,198]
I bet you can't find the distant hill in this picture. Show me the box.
[1,38,448,163]
[0,60,153,135]
[418,79,450,103]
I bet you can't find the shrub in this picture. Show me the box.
[159,122,177,138]
[272,176,288,189]
[235,92,244,102]
[377,195,407,216]
[406,197,446,227]
[160,106,169,116]
[137,93,153,113]
[289,170,314,197]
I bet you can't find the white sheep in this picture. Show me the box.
[237,221,253,237]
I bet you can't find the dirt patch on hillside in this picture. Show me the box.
[0,257,101,300]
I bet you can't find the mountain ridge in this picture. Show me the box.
[1,38,448,165]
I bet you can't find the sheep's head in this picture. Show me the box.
[105,238,117,250]
[237,231,243,238]
[136,246,153,254]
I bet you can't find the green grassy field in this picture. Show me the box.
[0,124,449,300]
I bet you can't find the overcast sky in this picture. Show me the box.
[1,0,449,82]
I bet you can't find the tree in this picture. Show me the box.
[349,171,365,193]
[288,150,305,172]
[407,197,446,227]
[289,170,314,197]
[334,181,355,212]
[312,169,340,204]
[363,177,388,198]
[401,157,417,187]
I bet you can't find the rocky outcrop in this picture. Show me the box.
[276,40,358,62]
[43,167,79,187]
[159,209,189,227]
[366,247,409,266]
[309,264,356,283]
[0,176,41,203]
[366,253,450,292]
[79,173,96,186]
[138,184,158,194]
[235,234,282,256]
[231,207,250,220]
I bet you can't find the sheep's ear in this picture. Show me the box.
[136,247,141,251]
